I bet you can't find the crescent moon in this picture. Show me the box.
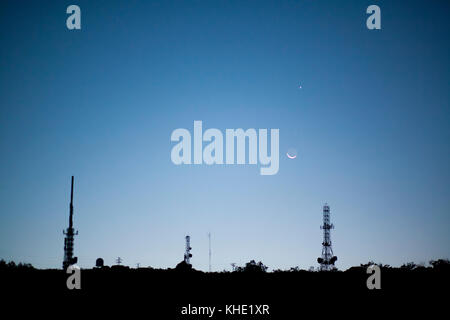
[286,152,297,159]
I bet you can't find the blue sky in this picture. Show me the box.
[0,0,449,270]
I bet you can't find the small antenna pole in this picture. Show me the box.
[184,235,192,265]
[208,232,212,272]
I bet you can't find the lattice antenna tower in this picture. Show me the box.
[317,203,337,271]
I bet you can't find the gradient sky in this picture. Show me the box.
[0,0,449,271]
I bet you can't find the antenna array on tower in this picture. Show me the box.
[317,203,337,271]
[63,176,78,269]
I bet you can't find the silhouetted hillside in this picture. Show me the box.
[1,258,448,317]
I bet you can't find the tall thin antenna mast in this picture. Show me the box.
[63,176,78,269]
[208,232,211,272]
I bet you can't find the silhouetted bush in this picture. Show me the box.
[234,260,268,273]
[400,262,417,270]
[272,266,306,273]
[359,261,392,270]
[0,259,34,270]
[430,259,450,271]
[175,260,193,271]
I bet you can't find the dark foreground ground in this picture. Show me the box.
[1,262,449,318]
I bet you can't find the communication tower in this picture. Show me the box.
[317,203,337,271]
[63,176,78,269]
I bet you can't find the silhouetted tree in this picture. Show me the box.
[360,261,376,268]
[400,262,417,270]
[175,260,193,271]
[430,259,450,271]
[235,260,268,273]
[0,259,34,270]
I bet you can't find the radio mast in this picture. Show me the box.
[317,203,337,271]
[208,232,211,272]
[63,176,78,269]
